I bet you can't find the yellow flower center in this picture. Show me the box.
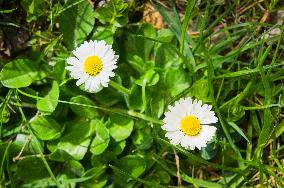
[180,116,201,136]
[84,56,103,76]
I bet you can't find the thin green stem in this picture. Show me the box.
[16,89,161,125]
[109,80,131,95]
[14,90,60,187]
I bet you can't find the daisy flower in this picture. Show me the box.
[162,97,218,150]
[66,40,118,93]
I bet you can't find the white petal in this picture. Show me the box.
[191,125,217,150]
[165,131,184,145]
[180,136,196,150]
[67,57,80,65]
[199,115,218,124]
[162,123,180,132]
[73,41,93,61]
[76,74,89,86]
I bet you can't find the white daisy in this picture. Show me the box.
[162,97,218,150]
[66,40,118,93]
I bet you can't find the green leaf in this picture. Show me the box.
[30,115,63,140]
[16,156,49,182]
[275,120,284,138]
[228,121,250,143]
[92,26,114,44]
[0,106,10,123]
[60,0,95,49]
[122,24,156,61]
[90,120,110,155]
[81,166,107,188]
[132,128,153,150]
[49,149,74,162]
[108,115,134,142]
[70,95,99,118]
[57,120,96,160]
[116,155,147,180]
[94,0,128,26]
[63,160,85,177]
[21,0,45,21]
[200,142,217,160]
[0,59,44,88]
[156,170,170,184]
[37,81,59,115]
[155,44,179,68]
[164,67,191,96]
[126,84,143,111]
[188,78,210,102]
[135,69,160,86]
[14,134,44,154]
[110,140,126,155]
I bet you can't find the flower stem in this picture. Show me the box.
[109,80,131,95]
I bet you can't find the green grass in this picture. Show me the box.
[0,0,283,187]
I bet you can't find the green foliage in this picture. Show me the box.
[94,0,129,27]
[90,120,110,155]
[30,115,63,140]
[0,0,283,187]
[0,59,45,88]
[60,0,95,49]
[37,81,59,115]
[21,0,45,21]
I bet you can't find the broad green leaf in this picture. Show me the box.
[126,84,143,111]
[150,96,165,119]
[127,55,148,74]
[14,134,43,154]
[94,0,128,26]
[135,69,160,86]
[30,115,63,140]
[57,121,96,160]
[156,170,171,184]
[70,95,98,118]
[110,140,126,155]
[90,120,110,155]
[164,67,191,96]
[60,0,95,49]
[122,24,156,61]
[188,78,210,102]
[275,120,284,138]
[49,149,74,162]
[155,44,179,68]
[37,81,59,115]
[0,59,44,88]
[16,156,49,182]
[157,29,175,43]
[132,128,153,150]
[92,26,113,44]
[52,53,68,83]
[63,160,85,177]
[81,166,107,188]
[116,155,146,179]
[95,87,123,106]
[200,143,217,160]
[108,115,134,142]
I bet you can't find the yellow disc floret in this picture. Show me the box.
[180,116,201,136]
[84,56,103,76]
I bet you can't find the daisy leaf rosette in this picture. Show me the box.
[66,40,118,93]
[162,97,218,150]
